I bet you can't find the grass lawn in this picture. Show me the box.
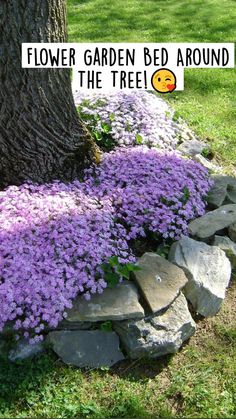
[0,1,235,418]
[68,0,236,171]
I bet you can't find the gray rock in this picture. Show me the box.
[228,223,236,243]
[169,237,231,317]
[178,121,196,141]
[114,293,196,359]
[212,235,236,268]
[189,204,236,240]
[65,281,144,322]
[207,176,228,208]
[8,340,44,362]
[55,320,93,331]
[223,179,236,205]
[194,154,222,173]
[134,253,188,313]
[208,175,236,208]
[178,139,208,157]
[179,130,191,141]
[48,330,124,368]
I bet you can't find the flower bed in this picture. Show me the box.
[0,92,213,342]
[84,147,212,240]
[0,182,134,342]
[75,90,180,151]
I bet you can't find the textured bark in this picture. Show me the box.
[0,0,100,187]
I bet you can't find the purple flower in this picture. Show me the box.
[83,146,213,241]
[0,181,134,342]
[0,140,212,343]
[74,91,180,150]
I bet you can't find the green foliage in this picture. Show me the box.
[78,106,114,151]
[201,147,212,158]
[172,110,181,122]
[101,256,141,288]
[215,325,236,343]
[182,186,190,204]
[135,134,143,145]
[156,243,171,259]
[99,321,113,332]
[79,402,100,417]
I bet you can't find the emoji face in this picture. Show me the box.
[151,68,176,93]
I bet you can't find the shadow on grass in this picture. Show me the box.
[0,347,173,414]
[0,349,58,413]
[111,353,173,380]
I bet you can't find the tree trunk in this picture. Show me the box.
[0,0,100,188]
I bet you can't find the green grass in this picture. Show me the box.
[68,0,236,170]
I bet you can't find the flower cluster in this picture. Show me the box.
[74,90,180,150]
[84,147,213,240]
[0,147,212,342]
[0,182,134,342]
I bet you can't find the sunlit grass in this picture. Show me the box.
[68,0,236,169]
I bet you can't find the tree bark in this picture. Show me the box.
[0,0,100,188]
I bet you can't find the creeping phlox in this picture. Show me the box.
[0,182,134,343]
[84,147,213,240]
[75,90,180,150]
[0,148,212,342]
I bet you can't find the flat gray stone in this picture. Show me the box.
[8,340,44,362]
[178,139,208,157]
[48,330,124,368]
[207,176,229,208]
[194,154,222,173]
[227,182,236,204]
[114,293,196,359]
[134,253,188,313]
[189,204,236,240]
[229,223,236,243]
[65,281,144,322]
[169,237,231,317]
[55,320,93,331]
[208,175,236,208]
[212,235,236,268]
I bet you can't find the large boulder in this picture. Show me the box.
[65,281,144,322]
[212,235,236,268]
[48,330,124,368]
[208,175,236,208]
[188,204,236,240]
[169,237,231,317]
[113,293,196,359]
[133,253,188,313]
